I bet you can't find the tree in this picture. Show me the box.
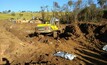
[68,0,73,10]
[103,2,107,9]
[2,10,8,14]
[52,2,61,18]
[8,10,11,13]
[74,0,82,22]
[54,2,60,9]
[11,12,15,16]
[78,4,103,22]
[75,0,82,9]
[88,0,94,5]
[21,11,26,12]
[45,5,50,21]
[97,0,107,9]
[41,6,46,22]
[45,5,49,14]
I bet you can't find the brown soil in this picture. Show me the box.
[0,20,107,65]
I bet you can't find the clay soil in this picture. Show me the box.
[0,20,107,65]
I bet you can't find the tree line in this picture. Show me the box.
[0,0,107,23]
[41,0,107,23]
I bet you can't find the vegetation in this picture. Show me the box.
[11,12,16,16]
[40,0,107,23]
[0,0,107,23]
[0,12,41,20]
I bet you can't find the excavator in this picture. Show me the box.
[35,17,61,38]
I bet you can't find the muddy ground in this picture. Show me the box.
[0,20,107,65]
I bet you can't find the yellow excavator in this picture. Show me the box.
[35,17,60,38]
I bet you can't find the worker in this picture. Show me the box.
[55,18,60,27]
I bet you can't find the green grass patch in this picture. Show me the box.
[0,12,42,20]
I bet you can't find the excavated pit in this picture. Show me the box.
[78,23,107,43]
[1,20,107,65]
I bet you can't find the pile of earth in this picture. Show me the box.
[0,20,107,65]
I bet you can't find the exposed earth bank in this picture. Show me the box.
[0,20,107,65]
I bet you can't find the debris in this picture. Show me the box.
[102,45,107,51]
[2,58,10,65]
[38,35,44,38]
[43,39,48,43]
[54,51,76,60]
[49,42,53,44]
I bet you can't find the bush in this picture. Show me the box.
[19,13,23,17]
[11,12,15,16]
[103,10,107,19]
[78,6,103,22]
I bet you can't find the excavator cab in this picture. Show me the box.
[35,17,60,38]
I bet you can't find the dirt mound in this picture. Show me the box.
[0,21,38,64]
[61,22,107,65]
[1,20,107,65]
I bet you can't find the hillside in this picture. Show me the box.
[0,12,41,20]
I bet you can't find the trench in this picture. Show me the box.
[78,23,107,43]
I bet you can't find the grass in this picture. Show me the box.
[0,12,42,20]
[0,13,13,20]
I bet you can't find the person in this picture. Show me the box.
[55,18,60,27]
[32,16,35,20]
